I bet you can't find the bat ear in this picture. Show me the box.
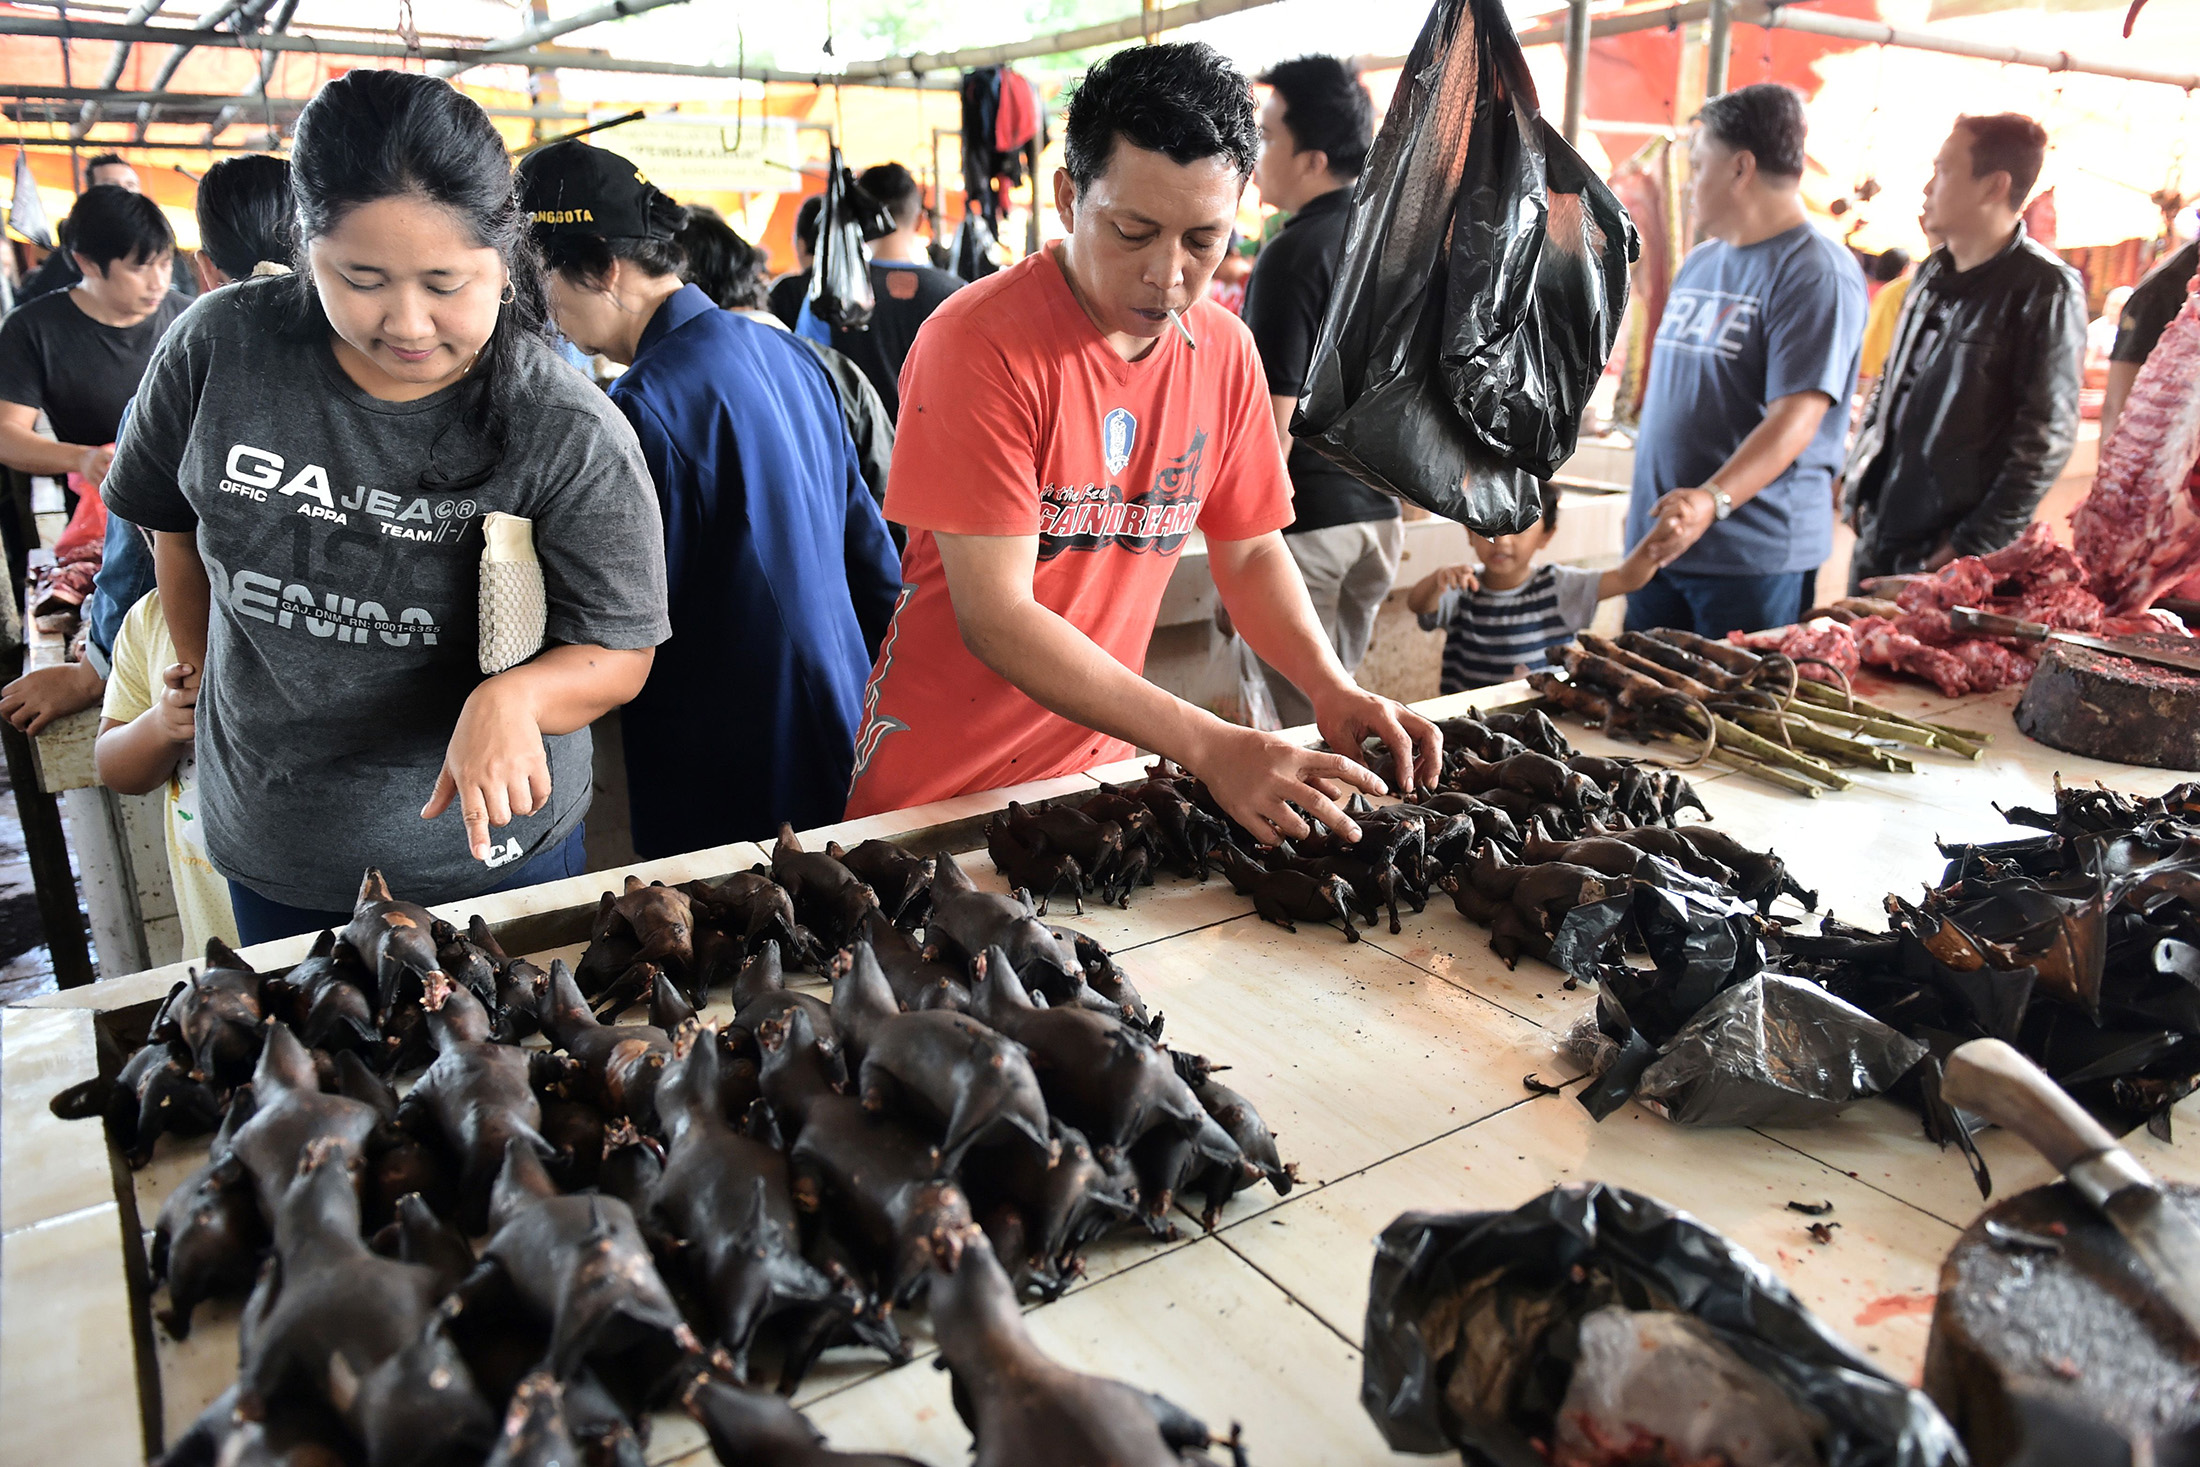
[358,868,393,906]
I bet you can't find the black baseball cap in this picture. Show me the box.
[516,139,675,240]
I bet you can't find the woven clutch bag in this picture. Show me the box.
[478,511,546,675]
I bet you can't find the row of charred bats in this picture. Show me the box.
[57,823,1299,1467]
[986,711,1807,971]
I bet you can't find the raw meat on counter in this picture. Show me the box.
[2072,270,2200,611]
[1732,617,1860,681]
[1732,523,2185,697]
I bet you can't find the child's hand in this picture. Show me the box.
[1406,563,1479,615]
[154,663,196,745]
[1638,513,1690,568]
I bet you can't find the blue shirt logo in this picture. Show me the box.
[1103,407,1136,476]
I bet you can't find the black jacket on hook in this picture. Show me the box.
[1843,225,2085,579]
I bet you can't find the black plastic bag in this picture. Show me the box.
[808,145,875,331]
[1362,1184,1967,1467]
[949,201,1001,283]
[1295,0,1636,533]
[1441,6,1636,480]
[1633,973,1928,1128]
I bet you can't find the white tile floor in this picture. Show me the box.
[16,680,2200,1466]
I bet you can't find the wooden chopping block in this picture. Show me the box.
[2015,635,2200,770]
[1924,1182,2200,1467]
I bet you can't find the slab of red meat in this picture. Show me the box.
[2073,272,2200,611]
[1851,616,1972,698]
[1981,520,2087,591]
[1895,556,1995,614]
[1898,608,1957,644]
[1945,639,2037,692]
[2001,582,2104,633]
[1727,617,1859,683]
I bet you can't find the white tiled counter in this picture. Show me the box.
[6,677,2196,1466]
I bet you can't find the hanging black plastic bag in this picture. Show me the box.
[808,145,875,330]
[949,200,1001,283]
[1362,1184,1967,1467]
[1442,5,1636,480]
[1295,0,1636,533]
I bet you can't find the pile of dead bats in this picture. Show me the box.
[56,835,1286,1467]
[1775,777,2200,1178]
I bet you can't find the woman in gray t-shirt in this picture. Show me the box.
[103,70,671,944]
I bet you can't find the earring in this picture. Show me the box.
[499,281,515,306]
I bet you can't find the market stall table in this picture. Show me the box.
[3,679,2195,1467]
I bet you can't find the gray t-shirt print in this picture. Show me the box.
[103,279,670,910]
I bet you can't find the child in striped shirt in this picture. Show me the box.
[1408,482,1684,693]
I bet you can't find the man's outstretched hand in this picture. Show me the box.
[1312,684,1443,800]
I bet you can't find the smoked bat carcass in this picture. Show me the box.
[830,839,935,930]
[773,824,881,950]
[339,868,451,1021]
[398,972,568,1233]
[927,1223,1241,1465]
[830,941,1053,1174]
[650,1021,850,1385]
[986,812,1089,916]
[966,946,1206,1160]
[150,1151,264,1338]
[924,850,1085,992]
[676,1364,930,1467]
[1214,843,1360,941]
[456,1138,696,1384]
[266,930,381,1057]
[540,959,675,1127]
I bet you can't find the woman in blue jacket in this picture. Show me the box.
[518,141,900,856]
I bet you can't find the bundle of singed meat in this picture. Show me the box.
[2073,269,2200,612]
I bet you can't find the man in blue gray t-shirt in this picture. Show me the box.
[1625,83,1866,637]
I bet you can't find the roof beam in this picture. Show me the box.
[430,0,687,80]
[833,0,1285,78]
[0,14,959,87]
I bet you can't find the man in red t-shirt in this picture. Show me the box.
[847,42,1440,843]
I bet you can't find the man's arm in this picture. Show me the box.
[0,402,109,484]
[1646,390,1835,556]
[934,530,1388,842]
[1947,282,2085,558]
[1268,394,1295,463]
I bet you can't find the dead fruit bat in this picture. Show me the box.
[460,1138,696,1381]
[830,941,1053,1174]
[928,1223,1235,1465]
[339,868,450,1021]
[773,823,881,949]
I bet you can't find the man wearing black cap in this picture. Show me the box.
[518,140,901,855]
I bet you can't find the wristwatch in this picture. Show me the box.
[1701,481,1733,521]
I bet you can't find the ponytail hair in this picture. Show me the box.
[276,69,550,494]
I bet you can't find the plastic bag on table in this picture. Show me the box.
[808,146,876,330]
[1294,0,1634,532]
[1361,1183,1966,1467]
[1634,972,1929,1128]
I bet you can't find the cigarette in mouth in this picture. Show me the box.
[1166,307,1197,351]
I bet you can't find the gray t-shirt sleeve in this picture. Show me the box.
[520,402,671,652]
[100,308,203,533]
[1765,250,1868,405]
[1551,563,1604,634]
